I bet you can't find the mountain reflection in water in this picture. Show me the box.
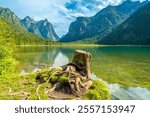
[17,46,150,100]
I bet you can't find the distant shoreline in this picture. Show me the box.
[16,44,150,47]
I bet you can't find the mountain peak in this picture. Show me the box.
[122,0,140,5]
[44,18,48,22]
[0,7,21,25]
[61,0,146,42]
[99,2,150,45]
[24,16,34,22]
[43,18,51,26]
[124,0,132,3]
[20,17,59,41]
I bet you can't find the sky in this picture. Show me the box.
[0,0,146,37]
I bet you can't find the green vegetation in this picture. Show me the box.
[0,17,55,99]
[3,18,52,45]
[0,73,36,100]
[61,0,145,42]
[0,17,53,46]
[0,18,17,75]
[0,7,56,45]
[0,15,58,98]
[0,72,51,100]
[83,80,110,100]
[0,67,110,100]
[99,2,150,45]
[2,1,150,100]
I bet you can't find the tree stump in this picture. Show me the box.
[72,50,92,80]
[66,50,93,97]
[36,50,93,98]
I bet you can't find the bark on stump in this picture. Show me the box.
[72,50,92,80]
[36,50,93,98]
[67,50,93,97]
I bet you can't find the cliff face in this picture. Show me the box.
[99,2,150,45]
[0,7,59,42]
[0,7,21,26]
[21,17,59,41]
[61,0,147,42]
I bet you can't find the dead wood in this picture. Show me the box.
[35,50,93,99]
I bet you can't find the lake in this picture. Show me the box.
[16,46,150,100]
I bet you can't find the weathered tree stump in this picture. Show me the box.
[36,50,93,98]
[72,50,92,80]
[64,50,93,97]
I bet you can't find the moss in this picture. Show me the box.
[0,66,110,100]
[22,73,36,80]
[29,83,50,100]
[38,83,50,100]
[83,80,110,100]
[41,68,51,73]
[36,67,63,83]
[29,94,39,100]
[0,73,52,100]
[58,75,68,84]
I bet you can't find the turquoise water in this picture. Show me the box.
[17,46,150,100]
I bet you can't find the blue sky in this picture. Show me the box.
[0,0,146,37]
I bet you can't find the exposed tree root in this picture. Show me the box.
[36,85,41,100]
[8,92,30,96]
[45,82,60,94]
[46,71,60,84]
[13,50,94,100]
[48,94,74,100]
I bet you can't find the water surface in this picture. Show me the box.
[16,46,150,100]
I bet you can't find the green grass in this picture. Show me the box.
[0,73,37,100]
[0,67,110,100]
[0,73,53,100]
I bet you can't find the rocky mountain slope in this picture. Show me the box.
[61,0,148,42]
[0,7,21,26]
[20,16,59,41]
[98,2,150,45]
[0,7,49,45]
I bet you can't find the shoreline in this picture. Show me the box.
[16,44,150,47]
